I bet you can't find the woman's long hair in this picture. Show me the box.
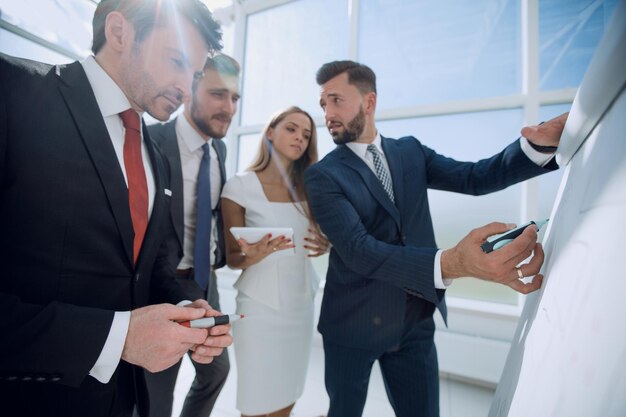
[247,106,319,225]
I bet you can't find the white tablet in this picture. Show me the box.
[229,227,296,258]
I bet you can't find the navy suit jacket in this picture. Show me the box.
[0,54,187,416]
[148,120,228,274]
[304,135,557,352]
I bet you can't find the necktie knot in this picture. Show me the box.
[120,109,141,133]
[201,142,210,156]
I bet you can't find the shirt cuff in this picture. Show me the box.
[89,311,130,383]
[434,250,453,289]
[519,137,555,167]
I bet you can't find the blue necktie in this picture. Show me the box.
[194,143,212,290]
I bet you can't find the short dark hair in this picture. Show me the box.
[204,53,240,77]
[92,0,222,55]
[316,60,377,94]
[192,53,241,93]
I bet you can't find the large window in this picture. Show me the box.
[539,0,619,90]
[359,0,522,109]
[0,0,95,60]
[240,0,350,126]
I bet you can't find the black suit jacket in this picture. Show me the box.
[304,135,558,352]
[0,54,187,416]
[148,120,228,273]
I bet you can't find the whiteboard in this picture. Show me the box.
[489,2,626,416]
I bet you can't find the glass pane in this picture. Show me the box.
[0,28,73,64]
[539,0,619,90]
[0,0,95,58]
[237,133,262,172]
[316,125,336,161]
[377,109,525,304]
[241,0,349,126]
[359,0,521,110]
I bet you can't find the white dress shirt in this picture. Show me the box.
[175,113,221,270]
[346,133,554,290]
[81,55,156,383]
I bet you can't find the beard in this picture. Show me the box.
[120,43,183,121]
[331,106,366,145]
[190,94,232,139]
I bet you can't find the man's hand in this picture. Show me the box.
[521,112,569,147]
[185,299,233,364]
[122,304,209,372]
[441,222,545,294]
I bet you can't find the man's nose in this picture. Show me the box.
[226,97,237,116]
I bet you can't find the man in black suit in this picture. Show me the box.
[0,1,232,416]
[304,60,568,417]
[144,54,241,417]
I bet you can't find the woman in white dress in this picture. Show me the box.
[221,106,329,417]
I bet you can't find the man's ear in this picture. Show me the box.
[104,11,131,53]
[365,92,377,115]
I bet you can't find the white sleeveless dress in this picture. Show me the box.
[221,171,320,414]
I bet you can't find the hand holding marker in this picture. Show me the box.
[178,314,244,329]
[481,219,549,253]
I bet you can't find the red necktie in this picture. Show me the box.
[120,109,149,264]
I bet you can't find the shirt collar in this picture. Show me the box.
[80,55,134,117]
[177,111,212,153]
[346,132,383,159]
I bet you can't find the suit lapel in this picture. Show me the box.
[156,122,185,250]
[212,139,227,268]
[381,136,404,212]
[336,145,401,227]
[213,140,227,190]
[56,61,134,266]
[140,122,167,266]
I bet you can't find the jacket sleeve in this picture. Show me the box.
[0,292,114,387]
[304,164,441,306]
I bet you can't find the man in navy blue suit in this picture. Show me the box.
[304,60,568,417]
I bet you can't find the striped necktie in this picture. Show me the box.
[367,144,395,203]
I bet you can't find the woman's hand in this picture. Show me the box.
[304,227,330,257]
[238,233,295,266]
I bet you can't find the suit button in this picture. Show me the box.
[35,376,46,382]
[22,376,32,381]
[51,376,61,382]
[7,376,17,381]
[135,273,140,282]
